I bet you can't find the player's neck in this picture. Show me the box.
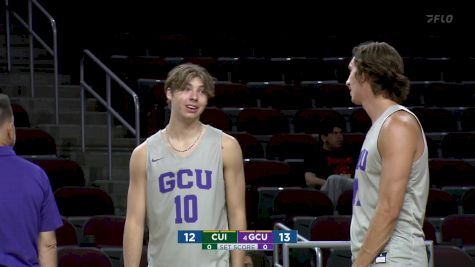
[165,120,203,140]
[363,97,398,123]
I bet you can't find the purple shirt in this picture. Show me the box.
[0,146,63,267]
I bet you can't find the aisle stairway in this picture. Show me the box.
[0,31,136,215]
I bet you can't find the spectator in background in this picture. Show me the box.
[304,121,355,206]
[0,94,63,267]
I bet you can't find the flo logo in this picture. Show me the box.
[426,14,454,24]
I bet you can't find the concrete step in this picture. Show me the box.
[0,46,50,60]
[39,124,129,148]
[31,110,109,125]
[10,97,98,122]
[3,84,81,98]
[59,149,133,183]
[0,34,30,46]
[62,150,132,168]
[0,71,72,86]
[57,137,139,153]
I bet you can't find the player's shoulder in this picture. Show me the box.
[131,140,148,160]
[384,109,420,131]
[221,131,240,149]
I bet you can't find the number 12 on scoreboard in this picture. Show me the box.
[178,230,202,243]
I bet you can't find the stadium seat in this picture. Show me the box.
[425,189,458,218]
[244,159,292,187]
[441,214,475,246]
[410,107,458,132]
[57,246,112,267]
[266,133,318,160]
[433,245,473,267]
[30,157,85,192]
[429,159,475,188]
[441,132,475,158]
[82,215,126,248]
[56,217,79,246]
[237,108,289,135]
[200,107,232,131]
[14,128,57,156]
[11,103,30,127]
[293,108,346,134]
[54,187,115,217]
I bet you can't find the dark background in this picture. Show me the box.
[6,2,472,75]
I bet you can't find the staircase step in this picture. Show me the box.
[0,46,50,60]
[31,110,109,125]
[3,84,81,98]
[10,97,98,120]
[0,71,72,86]
[59,150,133,183]
[39,124,130,148]
[57,137,139,153]
[0,34,31,46]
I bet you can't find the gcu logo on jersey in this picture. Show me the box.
[158,169,212,193]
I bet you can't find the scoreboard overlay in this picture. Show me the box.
[178,230,297,251]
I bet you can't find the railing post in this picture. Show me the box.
[106,75,112,180]
[28,0,34,97]
[80,57,85,153]
[52,18,58,125]
[5,0,12,72]
[135,94,140,146]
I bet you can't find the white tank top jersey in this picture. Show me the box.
[350,105,430,266]
[145,125,230,267]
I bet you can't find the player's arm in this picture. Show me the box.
[222,133,247,267]
[38,230,57,267]
[353,111,423,267]
[304,172,326,187]
[123,142,148,267]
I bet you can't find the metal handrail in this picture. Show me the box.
[273,223,434,267]
[273,223,321,267]
[5,0,59,125]
[80,49,140,180]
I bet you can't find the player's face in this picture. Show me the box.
[346,57,364,105]
[167,77,208,120]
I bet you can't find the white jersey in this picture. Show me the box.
[146,125,229,267]
[350,105,429,266]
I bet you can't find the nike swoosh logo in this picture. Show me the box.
[151,157,164,162]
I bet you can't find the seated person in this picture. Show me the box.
[304,122,355,206]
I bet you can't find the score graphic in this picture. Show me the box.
[178,230,297,251]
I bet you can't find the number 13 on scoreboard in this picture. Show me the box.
[273,230,297,243]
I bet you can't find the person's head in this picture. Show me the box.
[0,94,15,146]
[319,121,344,151]
[164,63,215,121]
[346,41,410,105]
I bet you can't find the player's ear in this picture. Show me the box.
[166,87,173,101]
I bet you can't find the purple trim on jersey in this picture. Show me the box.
[0,146,63,267]
[353,149,368,207]
[356,149,368,171]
